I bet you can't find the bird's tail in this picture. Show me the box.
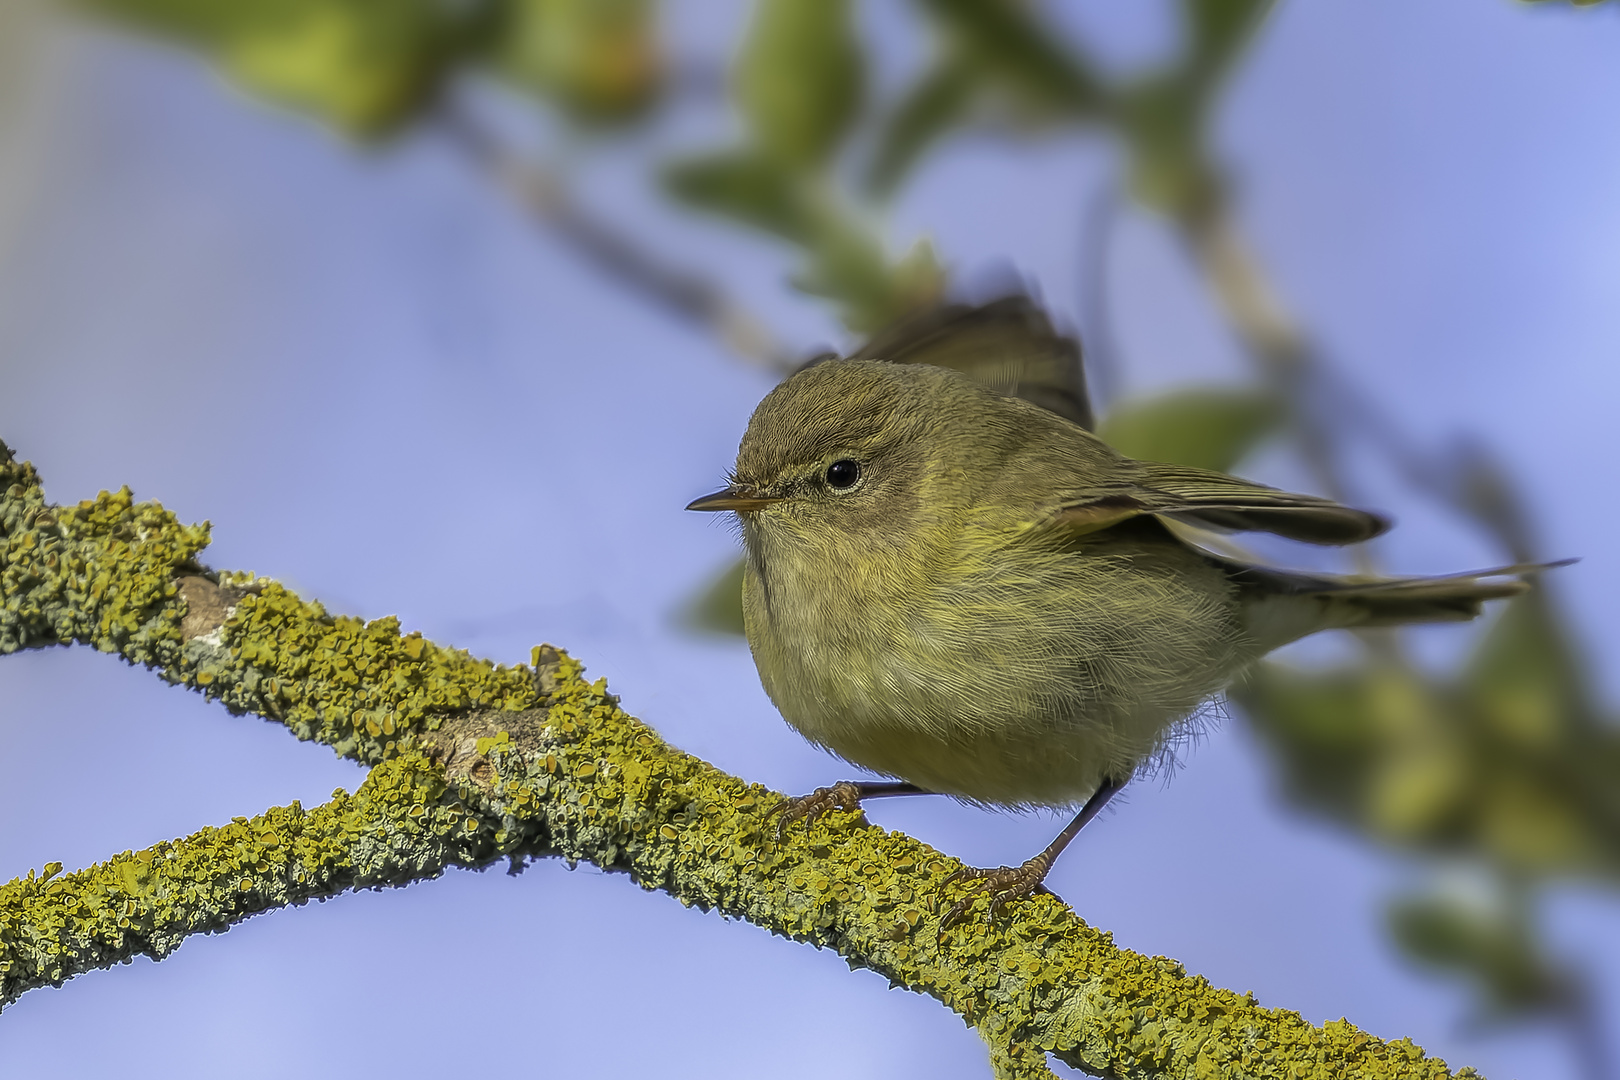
[1232,559,1573,651]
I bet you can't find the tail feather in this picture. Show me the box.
[1232,559,1573,650]
[1313,571,1530,626]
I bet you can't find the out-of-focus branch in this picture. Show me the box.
[1178,199,1541,564]
[1076,180,1124,413]
[0,448,1486,1080]
[1178,206,1359,516]
[1184,207,1304,371]
[436,100,797,373]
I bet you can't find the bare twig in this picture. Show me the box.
[1076,179,1124,412]
[1182,200,1541,566]
[435,98,798,373]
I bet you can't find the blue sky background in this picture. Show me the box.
[1,2,1617,1077]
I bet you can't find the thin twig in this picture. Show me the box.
[1076,179,1123,412]
[435,98,797,373]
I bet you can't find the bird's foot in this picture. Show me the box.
[769,781,868,838]
[940,856,1055,929]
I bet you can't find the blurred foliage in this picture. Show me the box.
[76,0,660,133]
[1388,887,1579,1024]
[1234,593,1620,880]
[663,0,941,331]
[494,0,660,122]
[1097,389,1279,474]
[78,0,498,133]
[65,0,1618,1065]
[682,558,748,638]
[734,0,861,170]
[845,295,1095,429]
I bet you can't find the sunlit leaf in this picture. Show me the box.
[497,0,661,123]
[1097,388,1279,471]
[1239,615,1620,879]
[662,151,815,243]
[82,0,493,134]
[735,0,862,170]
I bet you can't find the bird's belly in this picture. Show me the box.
[743,551,1245,808]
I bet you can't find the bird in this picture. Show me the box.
[688,300,1551,927]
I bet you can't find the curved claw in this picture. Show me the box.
[770,781,865,839]
[939,860,1052,930]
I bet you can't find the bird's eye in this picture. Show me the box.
[825,459,861,490]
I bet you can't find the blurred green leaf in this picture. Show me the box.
[680,558,747,637]
[496,0,661,123]
[735,0,863,170]
[1387,891,1574,1019]
[865,56,978,196]
[1114,75,1219,217]
[1182,0,1274,83]
[1237,607,1620,879]
[846,295,1094,429]
[794,232,944,334]
[1464,590,1597,738]
[664,152,941,331]
[663,150,816,243]
[1097,388,1279,472]
[1458,594,1620,876]
[916,0,1105,117]
[82,0,494,134]
[1234,663,1446,839]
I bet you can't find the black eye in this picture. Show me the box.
[825,459,861,490]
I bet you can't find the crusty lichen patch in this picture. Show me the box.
[0,444,1479,1080]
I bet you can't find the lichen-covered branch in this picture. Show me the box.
[0,441,1480,1080]
[0,753,485,1006]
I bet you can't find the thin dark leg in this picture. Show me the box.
[1029,774,1126,870]
[770,780,938,836]
[847,781,932,800]
[941,775,1127,929]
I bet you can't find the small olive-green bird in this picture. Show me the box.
[688,301,1544,926]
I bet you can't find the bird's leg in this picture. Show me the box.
[770,781,932,837]
[941,776,1126,929]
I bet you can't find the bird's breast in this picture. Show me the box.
[738,515,1249,806]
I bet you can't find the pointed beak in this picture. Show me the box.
[686,486,780,513]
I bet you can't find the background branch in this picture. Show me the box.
[435,97,798,373]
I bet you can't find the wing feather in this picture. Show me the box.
[1052,462,1388,546]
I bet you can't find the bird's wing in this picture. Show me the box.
[1051,461,1389,546]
